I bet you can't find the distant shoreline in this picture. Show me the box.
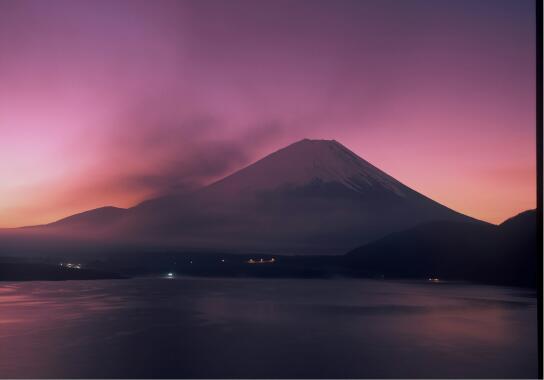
[0,262,126,282]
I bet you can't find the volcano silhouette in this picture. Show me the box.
[11,139,479,254]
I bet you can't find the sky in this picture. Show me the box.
[0,0,536,227]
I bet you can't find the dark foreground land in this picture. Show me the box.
[0,262,125,281]
[0,210,537,287]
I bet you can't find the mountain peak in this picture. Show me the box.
[294,138,339,144]
[206,138,407,197]
[287,138,342,151]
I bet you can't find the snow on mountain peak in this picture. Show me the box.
[206,138,407,196]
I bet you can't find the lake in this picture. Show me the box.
[0,277,538,378]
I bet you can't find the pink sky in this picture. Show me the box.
[0,0,536,227]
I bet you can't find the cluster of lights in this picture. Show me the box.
[247,258,276,264]
[60,262,82,269]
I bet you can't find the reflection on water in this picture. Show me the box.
[0,278,537,378]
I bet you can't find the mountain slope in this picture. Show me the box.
[116,139,477,253]
[202,139,408,197]
[5,139,479,254]
[344,209,537,287]
[46,206,127,229]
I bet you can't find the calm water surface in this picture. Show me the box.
[0,277,538,378]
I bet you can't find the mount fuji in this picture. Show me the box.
[5,139,480,254]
